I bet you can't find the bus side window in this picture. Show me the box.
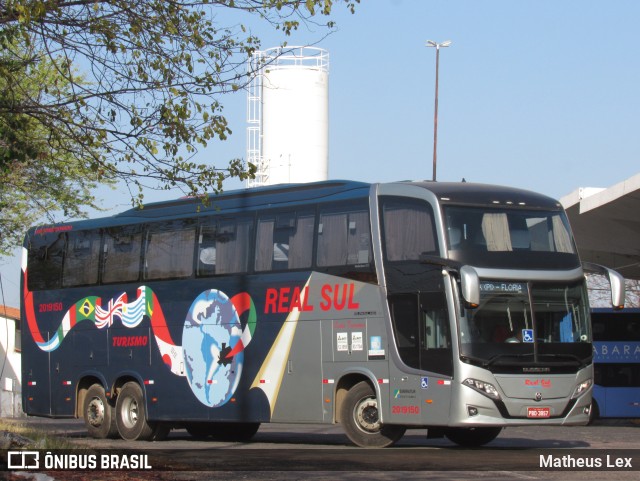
[62,230,101,287]
[144,220,196,280]
[317,205,371,267]
[255,210,314,272]
[419,291,453,377]
[389,291,452,376]
[199,217,253,276]
[423,305,450,349]
[26,231,67,291]
[102,227,142,283]
[381,197,438,261]
[198,223,217,276]
[218,217,253,274]
[389,294,420,370]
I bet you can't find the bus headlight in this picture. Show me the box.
[463,378,501,400]
[571,379,592,399]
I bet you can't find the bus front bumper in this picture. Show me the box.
[449,388,593,427]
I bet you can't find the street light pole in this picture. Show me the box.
[426,40,451,182]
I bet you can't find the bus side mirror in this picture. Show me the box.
[460,265,480,308]
[583,262,626,310]
[606,268,625,310]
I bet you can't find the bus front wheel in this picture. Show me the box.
[115,382,155,441]
[444,426,502,447]
[341,381,406,448]
[83,384,118,439]
[588,399,600,425]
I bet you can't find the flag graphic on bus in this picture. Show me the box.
[23,266,259,407]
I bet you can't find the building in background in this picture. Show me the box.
[247,46,329,187]
[0,305,22,417]
[561,173,640,284]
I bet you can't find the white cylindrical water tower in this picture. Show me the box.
[246,47,329,187]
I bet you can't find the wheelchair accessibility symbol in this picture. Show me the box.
[421,377,429,389]
[522,329,534,343]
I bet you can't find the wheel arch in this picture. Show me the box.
[334,371,380,423]
[75,373,110,418]
[112,373,146,398]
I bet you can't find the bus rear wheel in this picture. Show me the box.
[83,384,118,439]
[115,382,155,441]
[444,426,502,447]
[341,381,406,448]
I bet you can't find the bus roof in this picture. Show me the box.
[114,180,372,220]
[407,181,563,210]
[26,179,565,235]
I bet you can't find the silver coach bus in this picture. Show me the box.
[21,180,624,447]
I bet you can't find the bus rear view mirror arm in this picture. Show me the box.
[582,262,626,310]
[418,255,479,308]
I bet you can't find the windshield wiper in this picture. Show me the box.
[461,353,534,368]
[484,353,534,367]
[536,353,586,365]
[462,352,588,369]
[460,354,488,366]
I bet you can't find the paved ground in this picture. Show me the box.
[3,417,640,481]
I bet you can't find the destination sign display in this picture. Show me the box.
[479,282,527,295]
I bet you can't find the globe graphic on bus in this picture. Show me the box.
[182,289,244,407]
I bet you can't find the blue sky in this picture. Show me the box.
[1,0,639,307]
[259,0,640,198]
[196,0,640,199]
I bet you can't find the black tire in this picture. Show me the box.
[186,422,260,442]
[210,422,260,442]
[150,423,171,441]
[588,399,600,425]
[83,384,118,439]
[115,382,155,441]
[186,423,213,439]
[444,426,502,447]
[340,381,406,448]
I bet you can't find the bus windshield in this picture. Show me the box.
[459,281,592,370]
[444,206,579,270]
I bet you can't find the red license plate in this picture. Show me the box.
[527,407,551,418]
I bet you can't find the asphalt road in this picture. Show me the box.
[4,417,640,481]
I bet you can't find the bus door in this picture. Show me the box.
[387,290,453,425]
[23,342,51,416]
[72,325,109,370]
[274,319,324,423]
[49,335,75,416]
